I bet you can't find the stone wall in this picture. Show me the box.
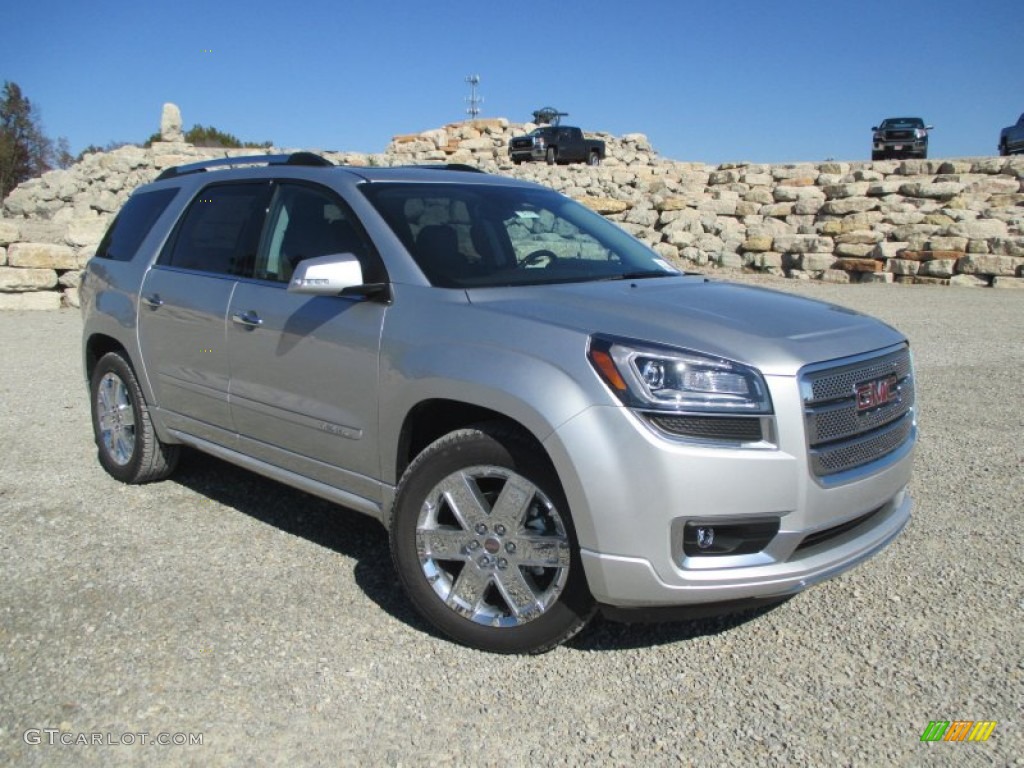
[2,107,1022,309]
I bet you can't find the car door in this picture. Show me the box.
[225,181,387,501]
[137,181,272,444]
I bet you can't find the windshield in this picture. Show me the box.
[879,118,924,129]
[361,182,679,288]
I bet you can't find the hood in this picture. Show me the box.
[466,276,906,376]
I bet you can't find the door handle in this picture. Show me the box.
[142,293,164,308]
[231,310,263,328]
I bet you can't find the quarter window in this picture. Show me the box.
[94,188,178,261]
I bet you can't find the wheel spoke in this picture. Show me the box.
[494,567,543,620]
[416,528,469,560]
[488,474,535,531]
[118,403,135,428]
[447,563,491,617]
[114,430,134,463]
[439,471,490,531]
[515,534,571,568]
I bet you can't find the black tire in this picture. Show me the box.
[545,147,557,165]
[871,151,882,161]
[587,151,601,166]
[999,140,1009,157]
[90,351,179,484]
[389,423,595,653]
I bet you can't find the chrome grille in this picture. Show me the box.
[801,346,915,478]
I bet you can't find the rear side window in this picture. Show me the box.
[94,188,178,261]
[161,183,272,276]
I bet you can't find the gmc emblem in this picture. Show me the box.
[855,374,898,412]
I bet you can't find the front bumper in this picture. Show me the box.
[509,146,545,161]
[874,139,927,156]
[544,373,915,608]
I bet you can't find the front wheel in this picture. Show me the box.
[90,351,179,484]
[389,424,595,653]
[587,151,601,166]
[545,147,557,165]
[999,140,1009,156]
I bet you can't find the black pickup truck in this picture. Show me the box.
[999,112,1024,155]
[509,126,605,165]
[871,117,932,160]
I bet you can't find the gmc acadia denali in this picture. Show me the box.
[81,154,916,653]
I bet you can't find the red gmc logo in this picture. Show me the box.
[855,374,898,412]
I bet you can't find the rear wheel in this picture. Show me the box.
[90,351,179,484]
[389,424,595,653]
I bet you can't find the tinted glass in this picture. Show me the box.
[880,118,924,129]
[94,188,178,261]
[256,183,377,283]
[361,183,679,288]
[162,183,271,276]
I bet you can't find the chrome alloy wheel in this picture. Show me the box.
[95,372,136,466]
[416,465,572,627]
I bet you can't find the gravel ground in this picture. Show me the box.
[0,281,1021,767]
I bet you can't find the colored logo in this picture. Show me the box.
[855,373,898,412]
[920,720,997,742]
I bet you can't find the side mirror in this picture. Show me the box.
[926,125,935,130]
[288,253,365,296]
[871,126,878,131]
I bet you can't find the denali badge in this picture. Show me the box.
[855,373,898,412]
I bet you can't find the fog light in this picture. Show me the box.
[683,519,780,556]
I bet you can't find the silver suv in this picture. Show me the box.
[81,154,916,653]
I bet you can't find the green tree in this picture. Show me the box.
[0,81,59,199]
[145,124,272,149]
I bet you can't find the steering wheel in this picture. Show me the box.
[519,249,559,268]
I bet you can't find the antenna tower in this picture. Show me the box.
[465,74,483,119]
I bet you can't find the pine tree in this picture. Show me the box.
[0,81,55,200]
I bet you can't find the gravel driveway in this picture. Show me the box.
[1,281,1021,767]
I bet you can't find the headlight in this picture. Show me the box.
[587,335,772,414]
[914,128,927,139]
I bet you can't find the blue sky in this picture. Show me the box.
[3,0,1021,164]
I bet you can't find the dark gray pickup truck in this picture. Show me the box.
[871,117,932,160]
[999,113,1024,155]
[508,126,605,165]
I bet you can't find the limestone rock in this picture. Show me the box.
[774,234,834,254]
[859,271,894,284]
[160,103,183,142]
[0,291,61,310]
[992,276,1024,288]
[795,253,837,271]
[575,197,629,214]
[742,235,773,252]
[918,259,957,278]
[0,219,20,245]
[7,243,78,270]
[949,274,990,287]
[0,266,57,291]
[956,254,1024,276]
[65,217,111,247]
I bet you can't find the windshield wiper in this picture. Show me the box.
[591,270,678,282]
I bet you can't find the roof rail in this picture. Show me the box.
[155,151,333,181]
[389,163,487,174]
